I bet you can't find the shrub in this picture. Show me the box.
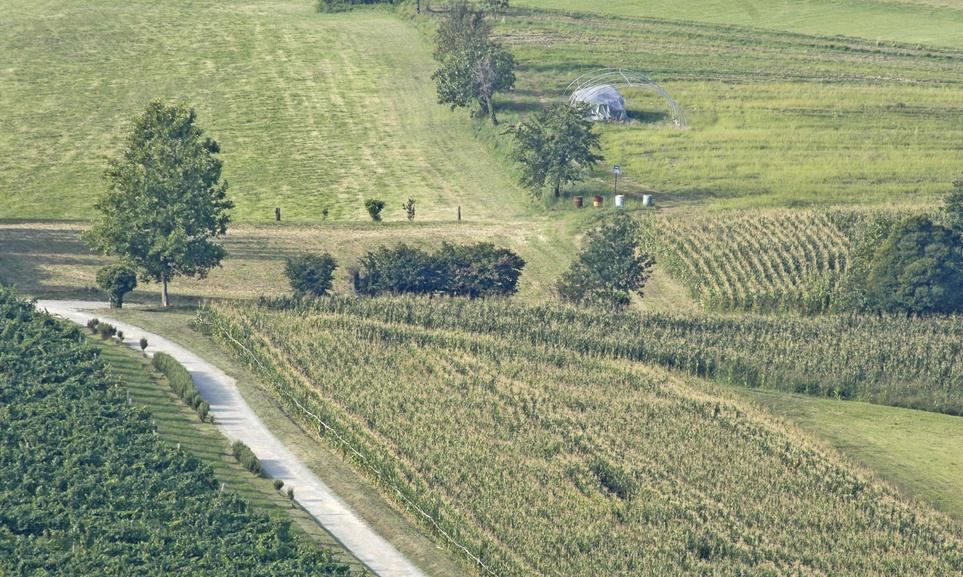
[354,242,525,298]
[590,457,636,501]
[232,440,261,475]
[116,330,125,341]
[139,337,148,353]
[86,318,100,334]
[286,487,295,500]
[97,322,117,340]
[354,244,441,295]
[437,242,525,298]
[364,198,385,222]
[402,198,416,222]
[316,0,394,13]
[96,264,138,309]
[284,253,338,298]
[273,479,284,491]
[152,352,210,421]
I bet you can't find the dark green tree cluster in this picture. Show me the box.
[512,103,603,198]
[557,213,654,308]
[432,2,515,124]
[843,181,963,315]
[0,288,349,576]
[353,242,524,297]
[863,215,963,315]
[85,100,233,307]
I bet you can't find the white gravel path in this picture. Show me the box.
[37,300,428,577]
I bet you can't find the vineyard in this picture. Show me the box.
[0,288,350,576]
[206,298,963,577]
[638,208,915,312]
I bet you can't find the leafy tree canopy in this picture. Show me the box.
[557,213,654,308]
[865,215,963,315]
[85,100,233,307]
[512,103,604,198]
[432,2,515,124]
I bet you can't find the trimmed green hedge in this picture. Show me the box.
[152,352,210,421]
[232,440,262,476]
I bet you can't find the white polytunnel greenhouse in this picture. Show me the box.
[570,84,628,122]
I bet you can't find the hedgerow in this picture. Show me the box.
[152,352,210,421]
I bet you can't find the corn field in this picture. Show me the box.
[232,296,963,415]
[638,209,914,313]
[205,298,962,577]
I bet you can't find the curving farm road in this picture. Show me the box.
[38,300,428,577]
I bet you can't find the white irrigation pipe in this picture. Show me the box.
[204,314,516,577]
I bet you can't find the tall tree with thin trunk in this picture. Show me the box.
[85,100,233,307]
[512,103,603,198]
[432,1,515,124]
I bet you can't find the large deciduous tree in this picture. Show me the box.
[512,103,604,198]
[432,2,515,124]
[557,213,653,308]
[85,100,233,307]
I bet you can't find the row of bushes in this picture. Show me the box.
[353,242,525,297]
[152,354,263,477]
[286,242,525,299]
[152,352,210,421]
[232,440,262,476]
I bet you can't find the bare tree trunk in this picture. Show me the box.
[161,271,170,308]
[554,181,561,198]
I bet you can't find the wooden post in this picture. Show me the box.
[457,206,461,221]
[275,207,281,222]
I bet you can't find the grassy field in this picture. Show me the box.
[207,298,963,577]
[493,9,963,208]
[93,339,368,573]
[0,0,529,222]
[742,388,963,522]
[515,0,963,48]
[0,218,575,303]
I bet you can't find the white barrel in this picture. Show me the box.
[614,194,625,208]
[642,194,653,207]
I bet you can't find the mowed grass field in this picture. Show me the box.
[0,219,574,303]
[0,0,528,222]
[493,9,963,207]
[515,0,963,48]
